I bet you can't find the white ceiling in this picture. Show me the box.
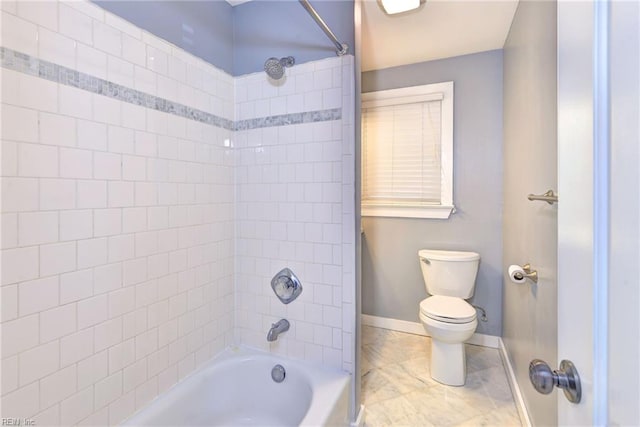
[362,0,518,72]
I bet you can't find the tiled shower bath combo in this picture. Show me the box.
[0,0,355,424]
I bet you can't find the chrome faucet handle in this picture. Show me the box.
[271,268,303,304]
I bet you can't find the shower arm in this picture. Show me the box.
[298,0,349,56]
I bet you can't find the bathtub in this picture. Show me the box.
[123,346,351,426]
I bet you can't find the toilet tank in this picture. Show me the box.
[418,250,480,299]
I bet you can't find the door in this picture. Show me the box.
[557,1,639,425]
[606,1,640,424]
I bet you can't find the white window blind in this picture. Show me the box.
[361,82,454,219]
[362,100,442,204]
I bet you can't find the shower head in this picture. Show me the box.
[264,56,295,80]
[264,58,284,80]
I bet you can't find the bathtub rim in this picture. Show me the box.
[122,345,351,426]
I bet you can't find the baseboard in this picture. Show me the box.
[499,338,532,427]
[361,314,500,349]
[350,404,365,427]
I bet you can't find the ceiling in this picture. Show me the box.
[362,0,518,72]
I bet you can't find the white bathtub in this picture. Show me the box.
[123,346,351,426]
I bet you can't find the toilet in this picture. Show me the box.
[418,249,480,386]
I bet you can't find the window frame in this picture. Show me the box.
[361,81,455,219]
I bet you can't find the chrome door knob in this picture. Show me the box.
[529,359,582,403]
[529,359,555,394]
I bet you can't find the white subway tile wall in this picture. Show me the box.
[1,1,235,424]
[234,56,355,373]
[1,0,355,424]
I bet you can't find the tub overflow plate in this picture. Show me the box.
[271,364,286,383]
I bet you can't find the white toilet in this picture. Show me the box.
[418,249,480,386]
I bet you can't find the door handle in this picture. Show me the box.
[529,359,581,403]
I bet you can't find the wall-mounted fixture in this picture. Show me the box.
[271,268,303,304]
[264,56,295,80]
[528,189,558,205]
[271,364,286,383]
[508,263,538,284]
[380,0,420,15]
[267,319,290,342]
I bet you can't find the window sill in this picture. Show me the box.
[362,204,455,219]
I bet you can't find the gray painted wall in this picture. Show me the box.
[94,1,234,74]
[232,0,354,76]
[95,0,354,76]
[502,1,557,425]
[361,50,504,336]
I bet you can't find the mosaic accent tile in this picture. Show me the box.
[235,108,342,130]
[0,47,341,131]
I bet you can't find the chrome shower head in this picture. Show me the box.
[264,56,295,80]
[264,58,284,79]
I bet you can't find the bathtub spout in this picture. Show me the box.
[267,319,290,342]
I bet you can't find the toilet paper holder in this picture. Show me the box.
[515,264,538,283]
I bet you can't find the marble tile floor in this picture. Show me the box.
[361,326,522,427]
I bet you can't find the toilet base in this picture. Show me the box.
[430,340,467,386]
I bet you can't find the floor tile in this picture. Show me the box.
[364,394,437,427]
[361,326,522,427]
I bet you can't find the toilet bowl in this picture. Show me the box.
[418,250,480,386]
[419,296,477,385]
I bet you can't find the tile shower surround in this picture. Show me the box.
[0,47,341,132]
[0,1,355,425]
[234,57,355,372]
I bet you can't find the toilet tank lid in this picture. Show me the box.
[418,249,480,261]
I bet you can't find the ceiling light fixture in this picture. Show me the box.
[380,0,421,15]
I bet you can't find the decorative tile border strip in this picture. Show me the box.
[235,108,341,131]
[0,47,341,131]
[0,47,233,130]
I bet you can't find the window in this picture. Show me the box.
[361,81,454,219]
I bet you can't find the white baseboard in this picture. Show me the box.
[350,404,365,427]
[499,338,532,427]
[361,314,500,349]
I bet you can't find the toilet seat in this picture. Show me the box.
[419,295,477,324]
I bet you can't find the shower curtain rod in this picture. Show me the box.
[298,0,349,56]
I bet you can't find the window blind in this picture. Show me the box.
[362,99,443,205]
